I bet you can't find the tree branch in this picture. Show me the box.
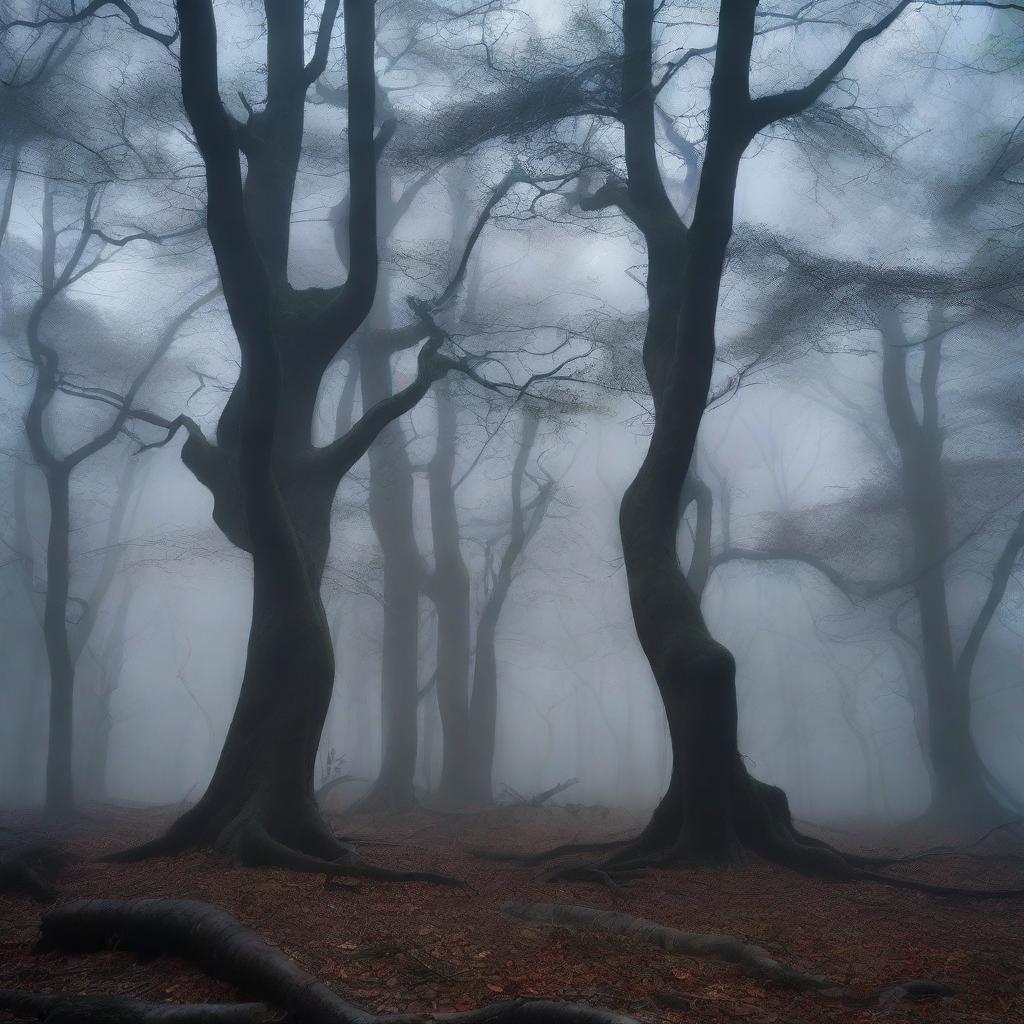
[304,0,341,85]
[955,510,1024,684]
[176,0,269,348]
[308,0,380,351]
[749,1,914,131]
[2,0,178,47]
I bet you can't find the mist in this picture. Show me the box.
[1,3,1022,1022]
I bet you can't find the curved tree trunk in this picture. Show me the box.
[610,0,826,868]
[110,0,381,865]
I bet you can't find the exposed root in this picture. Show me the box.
[101,809,463,887]
[753,830,1024,898]
[502,900,830,990]
[0,842,69,902]
[102,831,190,865]
[0,990,280,1023]
[502,901,955,1006]
[870,818,1024,866]
[546,866,645,892]
[240,828,465,887]
[470,839,631,866]
[547,867,624,892]
[25,898,643,1024]
[851,867,1024,899]
[478,799,1024,898]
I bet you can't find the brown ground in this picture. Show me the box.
[1,804,1022,1023]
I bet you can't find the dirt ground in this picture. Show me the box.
[1,803,1022,1023]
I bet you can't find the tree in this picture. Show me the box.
[464,403,556,803]
[3,178,208,818]
[3,0,584,872]
[717,256,1024,826]
[470,0,1024,878]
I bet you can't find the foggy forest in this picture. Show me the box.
[1,1,1023,1022]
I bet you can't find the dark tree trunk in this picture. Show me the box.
[605,0,971,875]
[42,466,75,819]
[129,0,479,870]
[608,0,853,871]
[612,0,750,863]
[113,0,389,866]
[425,377,473,806]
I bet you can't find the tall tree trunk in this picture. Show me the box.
[115,0,379,865]
[876,301,1017,825]
[82,577,136,802]
[610,0,831,869]
[42,466,75,819]
[357,341,421,812]
[465,410,547,804]
[425,378,473,805]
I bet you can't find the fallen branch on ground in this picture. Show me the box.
[0,990,279,1023]
[2,898,643,1024]
[502,901,955,1006]
[502,779,580,808]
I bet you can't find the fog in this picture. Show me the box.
[1,0,1022,839]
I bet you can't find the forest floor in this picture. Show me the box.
[0,802,1022,1024]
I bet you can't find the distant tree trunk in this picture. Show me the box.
[425,377,473,805]
[7,461,46,803]
[876,300,1021,825]
[41,466,75,819]
[465,409,550,804]
[81,579,134,802]
[357,341,421,812]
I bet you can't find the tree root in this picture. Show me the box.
[502,901,955,1006]
[868,818,1024,867]
[486,788,1024,900]
[502,901,830,990]
[103,815,464,888]
[238,827,465,888]
[752,829,1024,899]
[470,839,631,866]
[546,866,645,892]
[0,842,69,902]
[15,898,642,1024]
[102,831,191,865]
[0,990,280,1023]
